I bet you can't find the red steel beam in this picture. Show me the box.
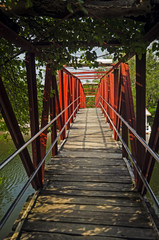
[0,21,37,53]
[40,64,51,182]
[50,76,58,156]
[113,69,119,140]
[0,77,39,190]
[124,64,136,158]
[77,76,101,79]
[58,70,65,139]
[120,63,128,159]
[71,71,107,74]
[69,76,74,122]
[72,77,76,118]
[141,101,159,195]
[64,73,69,132]
[26,52,42,187]
[52,75,64,140]
[135,53,146,191]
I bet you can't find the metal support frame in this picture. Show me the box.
[40,64,51,182]
[136,53,146,191]
[58,70,65,139]
[141,101,159,195]
[26,52,42,187]
[113,69,119,140]
[53,75,64,140]
[50,75,58,156]
[0,77,39,189]
[120,64,128,158]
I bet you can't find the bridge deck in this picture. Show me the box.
[11,108,157,239]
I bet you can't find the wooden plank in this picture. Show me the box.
[46,181,134,192]
[21,221,155,239]
[20,232,127,240]
[26,211,151,228]
[10,108,157,240]
[35,194,141,207]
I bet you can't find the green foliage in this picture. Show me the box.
[0,13,148,68]
[0,40,44,136]
[128,49,159,124]
[0,177,5,184]
[0,2,158,134]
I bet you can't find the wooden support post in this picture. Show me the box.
[141,101,159,195]
[121,63,128,159]
[40,64,51,183]
[136,53,146,191]
[26,52,42,187]
[0,77,39,190]
[59,70,65,139]
[50,75,57,156]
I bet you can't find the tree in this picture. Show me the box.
[0,0,159,135]
[128,50,159,123]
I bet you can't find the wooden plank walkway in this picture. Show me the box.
[11,108,157,239]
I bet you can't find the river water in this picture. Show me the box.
[0,134,159,239]
[0,134,52,240]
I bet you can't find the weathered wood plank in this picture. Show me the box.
[34,195,142,207]
[21,221,156,239]
[19,232,128,240]
[10,108,157,240]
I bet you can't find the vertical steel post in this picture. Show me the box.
[141,101,159,195]
[113,69,119,140]
[105,76,109,122]
[78,79,80,110]
[136,53,146,191]
[64,73,69,132]
[40,64,51,183]
[109,72,114,130]
[50,75,57,156]
[59,70,65,139]
[124,64,136,158]
[67,75,71,129]
[121,63,128,158]
[52,75,64,140]
[72,77,76,118]
[26,52,42,187]
[75,78,77,115]
[70,76,74,121]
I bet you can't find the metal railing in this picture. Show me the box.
[0,97,81,230]
[97,96,159,210]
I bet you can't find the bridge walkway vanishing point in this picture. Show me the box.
[10,108,157,240]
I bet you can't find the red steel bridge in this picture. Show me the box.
[0,22,159,239]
